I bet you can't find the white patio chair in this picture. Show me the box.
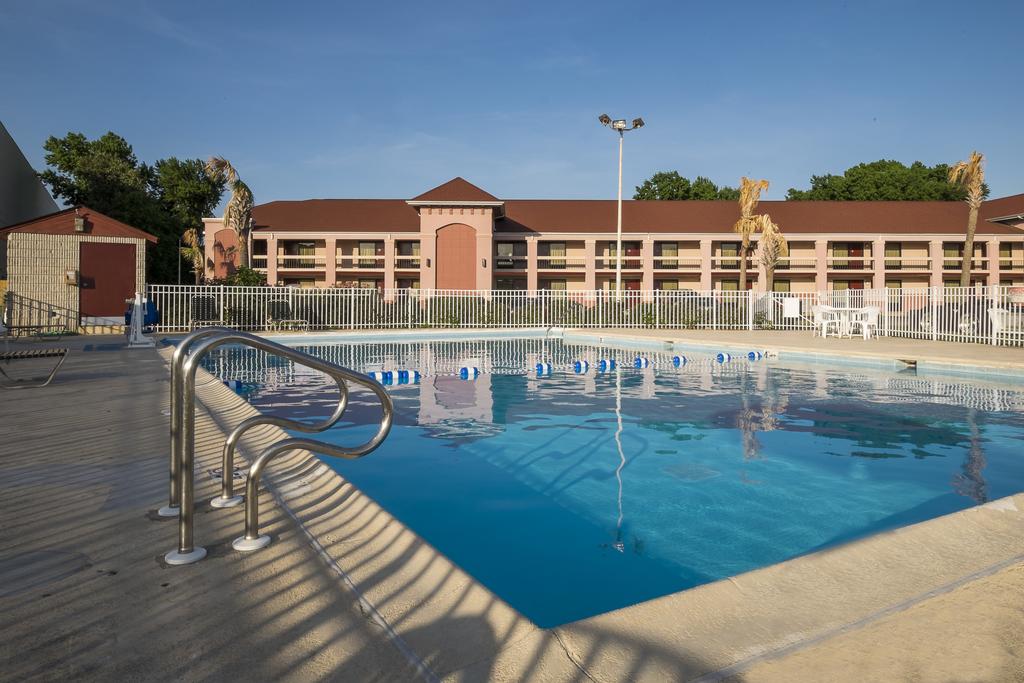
[812,305,841,337]
[850,306,880,340]
[987,308,1022,344]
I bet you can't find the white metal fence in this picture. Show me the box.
[145,284,1024,346]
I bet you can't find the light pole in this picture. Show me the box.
[599,114,644,300]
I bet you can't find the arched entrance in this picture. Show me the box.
[436,224,476,290]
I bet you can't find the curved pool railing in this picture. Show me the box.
[162,329,393,566]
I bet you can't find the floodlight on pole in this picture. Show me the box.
[598,113,645,300]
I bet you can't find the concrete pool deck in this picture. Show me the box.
[2,332,1024,681]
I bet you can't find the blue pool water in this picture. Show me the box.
[204,338,1024,627]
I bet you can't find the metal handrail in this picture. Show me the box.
[163,329,393,565]
[159,327,238,517]
[211,376,351,508]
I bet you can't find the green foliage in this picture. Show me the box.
[38,131,225,283]
[209,266,266,287]
[753,311,774,330]
[786,160,990,201]
[154,158,226,232]
[634,171,738,200]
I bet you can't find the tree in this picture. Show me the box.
[786,159,990,201]
[154,157,225,233]
[733,177,770,291]
[179,228,205,285]
[205,157,254,268]
[756,214,788,293]
[633,171,738,200]
[948,151,986,287]
[38,131,224,283]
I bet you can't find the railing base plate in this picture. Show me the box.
[210,495,244,509]
[156,505,180,518]
[164,547,207,565]
[232,535,271,552]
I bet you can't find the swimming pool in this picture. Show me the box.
[203,336,1024,628]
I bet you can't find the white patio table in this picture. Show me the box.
[821,305,862,338]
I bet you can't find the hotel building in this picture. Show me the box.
[203,177,1024,293]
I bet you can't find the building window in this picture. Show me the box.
[541,279,567,291]
[544,242,566,269]
[884,243,902,270]
[720,242,739,269]
[284,241,317,268]
[657,242,678,269]
[943,243,963,270]
[1000,243,1014,270]
[358,242,380,268]
[495,278,527,290]
[886,279,902,289]
[720,280,739,291]
[773,280,791,293]
[496,242,526,269]
[656,280,679,291]
[396,278,420,289]
[396,241,420,269]
[358,278,382,291]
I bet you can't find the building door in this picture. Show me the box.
[79,242,136,318]
[848,243,864,270]
[436,224,476,290]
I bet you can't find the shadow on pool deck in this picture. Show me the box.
[0,335,734,682]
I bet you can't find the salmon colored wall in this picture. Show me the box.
[435,224,477,290]
[213,228,238,279]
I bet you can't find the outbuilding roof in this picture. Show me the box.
[0,206,158,242]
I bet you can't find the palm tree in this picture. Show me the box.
[180,228,205,284]
[948,151,985,287]
[756,214,788,293]
[733,177,770,290]
[205,157,254,268]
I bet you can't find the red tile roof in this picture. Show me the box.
[253,199,419,232]
[248,183,1024,236]
[0,206,158,242]
[499,198,1024,235]
[410,177,500,202]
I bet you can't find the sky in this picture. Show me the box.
[2,0,1022,210]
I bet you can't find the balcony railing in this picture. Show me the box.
[251,256,268,270]
[827,257,874,271]
[999,258,1024,271]
[338,255,385,269]
[774,257,817,271]
[653,257,702,270]
[495,257,528,270]
[710,256,753,271]
[537,257,587,270]
[883,258,931,271]
[395,257,421,269]
[597,257,643,270]
[278,255,325,270]
[943,257,988,271]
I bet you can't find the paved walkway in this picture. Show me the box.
[588,328,1024,370]
[1,332,1023,682]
